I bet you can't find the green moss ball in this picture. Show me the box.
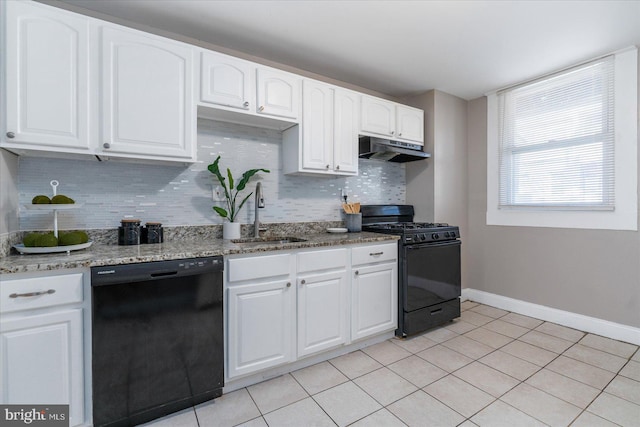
[36,233,59,247]
[32,195,51,204]
[23,233,41,247]
[59,231,88,246]
[51,195,75,204]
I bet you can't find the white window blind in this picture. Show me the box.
[498,57,615,210]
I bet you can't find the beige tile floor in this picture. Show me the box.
[143,301,640,427]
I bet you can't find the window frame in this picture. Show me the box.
[486,47,637,231]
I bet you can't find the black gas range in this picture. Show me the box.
[362,205,462,337]
[364,222,460,244]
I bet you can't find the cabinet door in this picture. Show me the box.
[297,270,348,357]
[256,68,300,120]
[227,280,294,378]
[351,262,398,341]
[4,1,90,151]
[302,80,333,172]
[0,309,84,426]
[396,105,424,144]
[360,96,395,138]
[101,26,195,160]
[333,89,359,174]
[200,51,254,110]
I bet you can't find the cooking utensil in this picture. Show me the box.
[342,202,361,214]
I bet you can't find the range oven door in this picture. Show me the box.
[402,240,461,312]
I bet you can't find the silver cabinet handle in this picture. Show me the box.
[6,132,15,139]
[370,252,384,256]
[10,289,56,298]
[243,101,250,108]
[300,279,306,285]
[286,282,291,288]
[259,106,265,112]
[103,142,110,149]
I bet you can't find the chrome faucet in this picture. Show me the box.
[254,182,265,237]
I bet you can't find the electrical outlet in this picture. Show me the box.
[212,185,225,202]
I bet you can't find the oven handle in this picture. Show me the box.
[405,240,461,249]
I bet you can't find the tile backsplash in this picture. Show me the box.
[17,119,406,231]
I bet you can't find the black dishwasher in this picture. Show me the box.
[91,257,223,427]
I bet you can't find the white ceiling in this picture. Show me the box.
[56,0,640,100]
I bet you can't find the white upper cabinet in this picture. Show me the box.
[3,1,90,152]
[100,26,195,160]
[2,1,196,163]
[256,67,300,120]
[333,89,360,174]
[396,104,424,143]
[284,80,358,176]
[361,95,424,145]
[301,80,334,172]
[198,54,300,129]
[200,50,254,111]
[361,96,396,139]
[3,1,423,165]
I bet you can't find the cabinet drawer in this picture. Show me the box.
[228,254,291,282]
[298,248,347,273]
[0,273,84,314]
[352,242,397,266]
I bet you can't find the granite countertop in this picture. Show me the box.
[0,232,399,275]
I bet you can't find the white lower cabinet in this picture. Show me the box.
[297,271,348,357]
[225,253,295,379]
[227,279,295,378]
[0,272,86,427]
[351,262,398,340]
[297,248,349,357]
[351,242,398,340]
[225,242,397,381]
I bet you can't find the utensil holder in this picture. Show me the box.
[345,213,362,232]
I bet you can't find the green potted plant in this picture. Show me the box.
[207,155,269,239]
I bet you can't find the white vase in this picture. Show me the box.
[223,222,241,240]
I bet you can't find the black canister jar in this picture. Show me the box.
[118,219,141,245]
[141,222,163,244]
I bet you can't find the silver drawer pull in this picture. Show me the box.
[369,252,384,256]
[10,289,56,298]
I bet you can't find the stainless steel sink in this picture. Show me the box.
[231,236,308,245]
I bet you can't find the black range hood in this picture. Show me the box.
[359,136,431,163]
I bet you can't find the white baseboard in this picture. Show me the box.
[462,288,640,346]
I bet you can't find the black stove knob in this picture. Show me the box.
[432,233,439,240]
[420,233,426,241]
[444,232,451,238]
